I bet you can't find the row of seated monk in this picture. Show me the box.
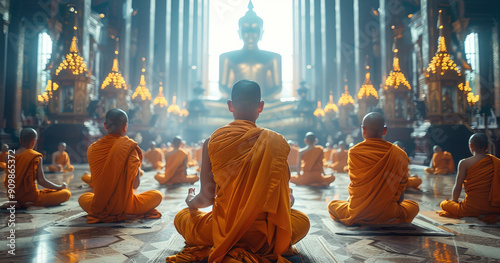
[1,79,499,262]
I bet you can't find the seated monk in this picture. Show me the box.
[167,80,310,262]
[328,113,419,225]
[394,141,422,190]
[4,128,70,207]
[154,136,199,185]
[78,109,162,223]
[330,141,348,173]
[323,142,333,166]
[440,133,500,222]
[47,142,75,173]
[0,144,8,171]
[184,143,198,168]
[425,145,455,175]
[290,132,335,186]
[287,140,300,173]
[144,141,165,170]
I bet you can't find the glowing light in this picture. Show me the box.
[338,85,355,106]
[167,94,181,114]
[324,93,338,113]
[180,101,189,117]
[55,36,88,76]
[132,73,152,101]
[153,84,168,108]
[358,69,379,100]
[384,40,411,91]
[314,101,325,117]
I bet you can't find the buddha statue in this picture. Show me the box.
[219,1,282,101]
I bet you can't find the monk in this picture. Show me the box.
[328,112,419,225]
[144,142,165,170]
[78,109,162,223]
[167,80,310,263]
[154,136,199,185]
[184,142,199,168]
[425,145,455,175]
[287,140,300,173]
[4,128,70,207]
[440,133,500,221]
[393,141,422,190]
[290,132,335,186]
[323,142,334,165]
[0,144,8,171]
[47,142,75,172]
[330,141,348,173]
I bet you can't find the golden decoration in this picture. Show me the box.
[55,36,88,76]
[167,94,181,115]
[324,93,338,113]
[338,85,355,106]
[153,84,168,108]
[132,73,152,101]
[314,101,325,117]
[358,66,379,99]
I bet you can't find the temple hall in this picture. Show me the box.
[1,0,500,262]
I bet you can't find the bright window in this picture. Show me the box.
[465,32,479,94]
[208,0,293,98]
[38,32,53,95]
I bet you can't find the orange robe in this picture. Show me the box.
[81,173,92,187]
[323,148,333,166]
[4,149,71,206]
[168,120,310,263]
[291,146,335,186]
[48,151,75,172]
[78,134,162,223]
[406,176,422,190]
[0,151,6,170]
[330,150,348,172]
[328,139,419,225]
[154,148,199,185]
[440,155,500,220]
[425,151,455,175]
[186,150,198,167]
[287,145,299,172]
[145,148,165,170]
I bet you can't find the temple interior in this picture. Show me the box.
[1,0,500,262]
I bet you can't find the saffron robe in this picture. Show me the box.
[323,148,333,165]
[81,173,92,187]
[78,134,162,223]
[154,148,199,185]
[4,149,71,206]
[328,139,419,225]
[167,120,310,263]
[48,151,75,172]
[145,148,165,170]
[287,145,299,172]
[291,146,335,186]
[406,176,422,190]
[330,150,348,172]
[425,151,455,175]
[440,155,500,220]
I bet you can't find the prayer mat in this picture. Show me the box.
[294,235,340,263]
[419,210,500,227]
[54,212,161,228]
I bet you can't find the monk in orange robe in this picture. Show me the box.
[425,145,455,175]
[4,128,70,207]
[78,109,162,223]
[330,141,348,173]
[167,80,310,262]
[144,142,165,170]
[440,133,500,221]
[154,136,199,185]
[323,142,334,166]
[393,141,422,190]
[291,132,335,186]
[0,144,8,171]
[287,140,300,173]
[47,142,75,172]
[328,113,419,225]
[184,143,199,168]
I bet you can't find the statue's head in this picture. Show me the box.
[238,1,263,49]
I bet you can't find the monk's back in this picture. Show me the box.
[464,155,499,204]
[302,146,324,172]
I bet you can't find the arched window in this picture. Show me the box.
[37,32,53,95]
[464,32,479,94]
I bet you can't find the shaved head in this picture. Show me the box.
[362,112,386,139]
[105,109,128,135]
[231,80,261,111]
[20,128,38,147]
[1,144,8,152]
[469,133,489,152]
[172,136,182,148]
[433,145,442,152]
[305,132,316,145]
[59,142,66,147]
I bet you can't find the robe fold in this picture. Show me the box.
[440,155,500,220]
[145,148,165,170]
[155,149,199,185]
[48,151,75,172]
[330,150,348,172]
[80,134,162,223]
[4,149,71,206]
[167,120,310,263]
[291,146,335,186]
[328,138,419,225]
[425,151,455,175]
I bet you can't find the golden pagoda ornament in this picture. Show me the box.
[425,10,466,124]
[167,93,181,115]
[153,82,169,127]
[338,85,355,132]
[132,58,152,126]
[357,65,379,122]
[313,101,325,117]
[100,38,129,112]
[324,92,339,114]
[49,9,92,122]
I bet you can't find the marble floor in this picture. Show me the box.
[1,164,500,263]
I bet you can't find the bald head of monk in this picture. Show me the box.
[361,112,387,139]
[1,144,8,152]
[338,141,346,150]
[433,145,442,153]
[304,132,317,146]
[150,141,157,150]
[58,142,67,152]
[469,133,489,153]
[104,109,128,136]
[19,128,38,149]
[172,136,182,149]
[227,79,265,122]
